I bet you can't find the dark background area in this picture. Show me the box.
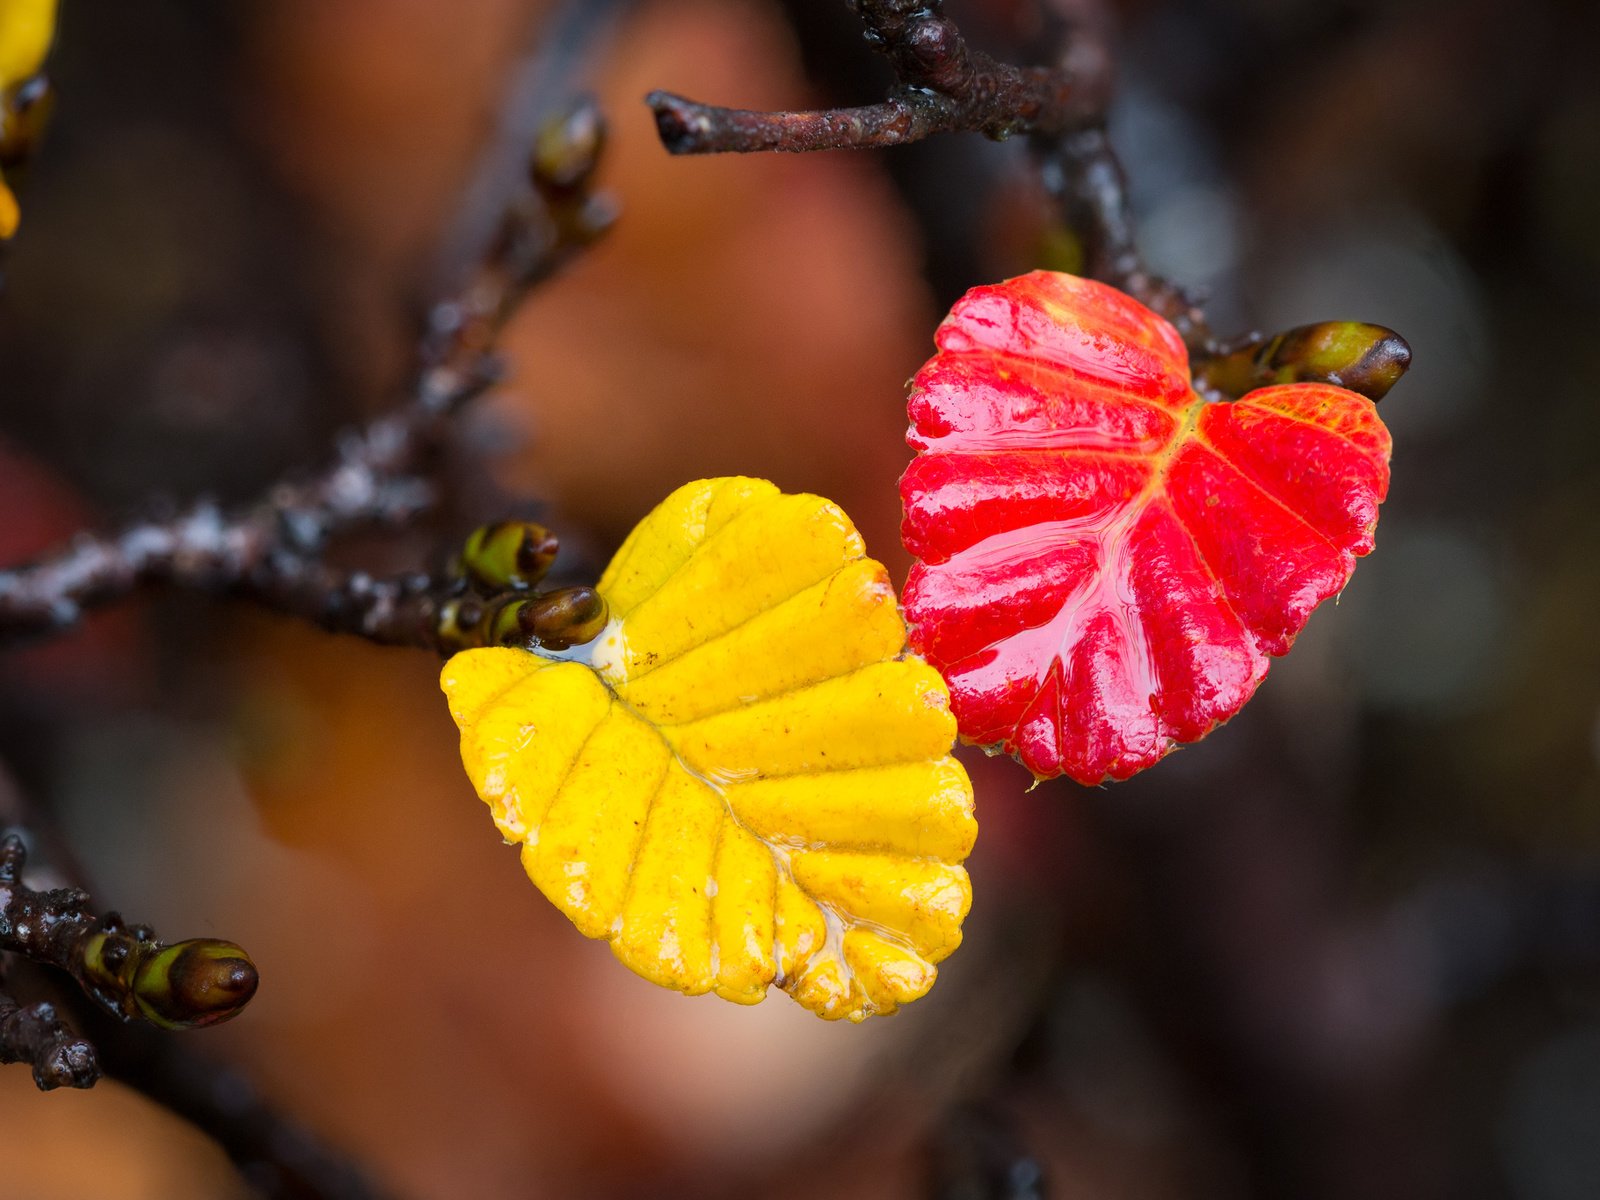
[2,1,1598,1197]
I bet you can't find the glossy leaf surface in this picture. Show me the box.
[0,0,57,238]
[0,0,53,85]
[443,478,975,1020]
[901,271,1392,784]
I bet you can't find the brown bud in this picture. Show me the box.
[532,96,606,194]
[487,587,609,651]
[77,932,257,1029]
[131,939,259,1030]
[1196,322,1412,401]
[435,595,485,653]
[457,521,559,592]
[525,586,608,649]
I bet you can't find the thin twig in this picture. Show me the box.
[646,0,1208,344]
[1033,126,1213,347]
[0,984,99,1090]
[0,834,258,1041]
[434,0,636,286]
[0,99,613,649]
[647,0,1103,154]
[1,794,379,1192]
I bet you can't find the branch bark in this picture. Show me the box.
[0,97,613,650]
[647,0,1105,154]
[645,0,1210,345]
[1033,125,1213,347]
[0,834,258,1042]
[0,988,98,1090]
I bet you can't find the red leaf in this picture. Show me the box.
[899,271,1392,785]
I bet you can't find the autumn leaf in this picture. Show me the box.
[900,271,1392,785]
[442,477,975,1021]
[0,0,57,239]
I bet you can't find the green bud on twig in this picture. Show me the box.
[532,95,606,195]
[457,521,560,593]
[523,586,609,649]
[131,939,259,1030]
[485,586,608,651]
[434,595,485,654]
[79,931,258,1030]
[1195,322,1411,402]
[530,97,615,251]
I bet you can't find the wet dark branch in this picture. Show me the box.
[1,793,381,1191]
[0,834,258,1036]
[649,95,939,154]
[1034,125,1213,348]
[0,833,256,1093]
[235,532,607,656]
[0,98,613,650]
[648,0,1105,155]
[435,0,635,284]
[237,559,461,652]
[648,1,1207,343]
[0,467,443,648]
[0,986,99,1090]
[0,362,485,645]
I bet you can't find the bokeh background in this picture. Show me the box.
[2,1,1598,1197]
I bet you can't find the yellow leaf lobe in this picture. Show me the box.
[443,477,976,1021]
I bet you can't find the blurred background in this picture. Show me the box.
[1,0,1598,1196]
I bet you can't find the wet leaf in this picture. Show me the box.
[0,0,57,238]
[0,0,52,89]
[900,271,1392,785]
[443,478,975,1021]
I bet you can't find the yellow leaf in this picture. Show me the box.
[0,0,55,88]
[0,0,57,240]
[442,477,976,1020]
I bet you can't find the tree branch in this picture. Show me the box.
[647,0,1104,154]
[0,987,98,1091]
[1033,125,1213,347]
[226,547,607,657]
[646,0,1211,344]
[0,834,258,1036]
[0,831,258,1095]
[434,0,635,286]
[0,785,381,1191]
[0,97,614,649]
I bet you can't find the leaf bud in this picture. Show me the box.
[435,595,486,653]
[457,521,559,592]
[532,96,606,194]
[524,586,609,649]
[130,939,259,1030]
[79,932,258,1029]
[483,596,527,647]
[486,586,609,651]
[1197,322,1411,401]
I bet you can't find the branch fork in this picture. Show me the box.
[0,833,258,1090]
